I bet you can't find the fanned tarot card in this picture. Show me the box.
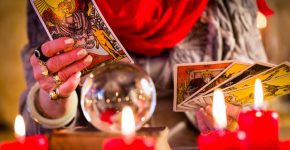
[186,62,274,108]
[173,61,290,112]
[183,62,250,109]
[173,61,232,111]
[202,73,290,106]
[30,0,133,76]
[223,62,290,92]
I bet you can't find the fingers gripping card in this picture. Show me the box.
[31,0,133,75]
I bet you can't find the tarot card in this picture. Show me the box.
[173,61,232,111]
[183,62,250,108]
[194,96,207,108]
[223,62,290,92]
[217,62,274,89]
[196,62,274,99]
[184,96,207,110]
[202,73,290,106]
[30,0,133,76]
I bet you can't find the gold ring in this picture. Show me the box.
[53,74,62,86]
[39,61,49,76]
[49,88,59,101]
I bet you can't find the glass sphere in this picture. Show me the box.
[81,62,156,133]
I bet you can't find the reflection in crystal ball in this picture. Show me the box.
[81,62,156,133]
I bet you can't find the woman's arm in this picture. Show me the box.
[20,2,92,135]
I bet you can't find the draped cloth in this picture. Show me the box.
[95,0,273,56]
[95,0,208,56]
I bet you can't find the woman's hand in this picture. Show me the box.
[195,103,242,133]
[30,37,93,119]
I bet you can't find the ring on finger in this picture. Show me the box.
[49,87,69,101]
[53,74,62,86]
[49,88,59,101]
[34,45,49,62]
[39,61,49,77]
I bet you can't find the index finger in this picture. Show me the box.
[42,37,75,57]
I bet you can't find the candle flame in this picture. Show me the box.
[14,115,25,138]
[212,89,227,129]
[121,106,135,137]
[254,79,263,108]
[257,11,267,29]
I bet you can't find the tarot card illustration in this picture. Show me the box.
[173,61,232,111]
[31,0,133,75]
[216,63,274,90]
[194,62,274,107]
[184,62,250,108]
[223,62,290,92]
[202,74,290,106]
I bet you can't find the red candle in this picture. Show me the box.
[280,140,290,150]
[103,136,155,150]
[198,89,245,150]
[238,109,279,149]
[0,135,48,150]
[0,115,48,150]
[238,79,279,150]
[198,130,246,150]
[102,106,155,150]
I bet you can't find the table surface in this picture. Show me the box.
[1,95,289,150]
[149,98,200,149]
[150,95,290,149]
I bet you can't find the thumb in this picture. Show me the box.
[58,72,81,98]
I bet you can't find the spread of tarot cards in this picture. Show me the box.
[30,0,133,76]
[173,61,290,112]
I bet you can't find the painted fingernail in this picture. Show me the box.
[84,55,93,65]
[64,38,74,45]
[77,49,87,58]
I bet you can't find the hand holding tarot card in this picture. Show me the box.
[173,61,290,112]
[30,0,133,76]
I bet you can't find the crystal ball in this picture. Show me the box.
[81,62,156,133]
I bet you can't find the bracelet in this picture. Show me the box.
[27,83,78,129]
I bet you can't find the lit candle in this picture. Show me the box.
[280,140,290,150]
[198,89,246,150]
[0,115,48,150]
[102,106,155,150]
[238,79,279,149]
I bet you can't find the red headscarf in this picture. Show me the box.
[94,0,273,56]
[95,0,208,56]
[256,0,274,16]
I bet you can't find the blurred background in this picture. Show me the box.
[0,0,289,141]
[0,0,27,140]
